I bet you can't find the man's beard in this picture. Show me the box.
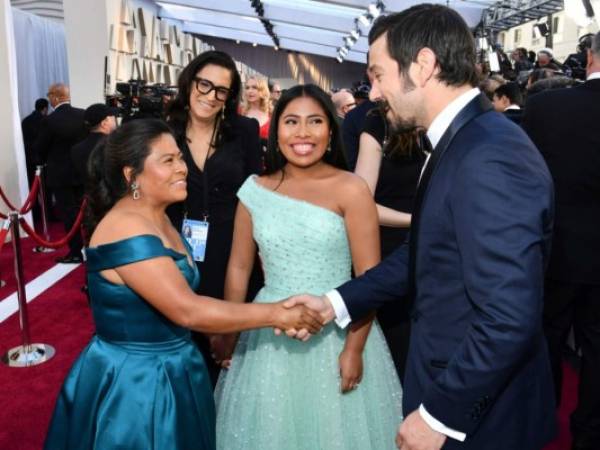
[386,107,418,135]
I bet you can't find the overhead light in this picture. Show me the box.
[274,45,279,51]
[339,46,349,56]
[344,36,356,46]
[253,42,258,47]
[336,55,344,63]
[350,29,360,40]
[236,40,240,44]
[358,14,371,27]
[368,3,382,19]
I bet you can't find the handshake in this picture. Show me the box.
[273,294,337,341]
[210,294,336,367]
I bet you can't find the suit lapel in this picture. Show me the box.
[407,94,493,296]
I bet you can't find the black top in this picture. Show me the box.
[168,114,262,229]
[21,110,45,168]
[342,100,377,171]
[522,78,600,284]
[361,109,425,225]
[71,132,105,185]
[33,103,87,187]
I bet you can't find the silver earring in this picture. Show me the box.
[131,182,140,200]
[326,140,332,152]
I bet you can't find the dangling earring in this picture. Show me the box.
[221,105,226,121]
[326,140,332,152]
[131,181,140,200]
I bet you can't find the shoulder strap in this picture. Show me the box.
[86,234,185,272]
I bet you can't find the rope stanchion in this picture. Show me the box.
[1,212,55,367]
[0,186,19,212]
[0,173,41,215]
[0,219,8,288]
[19,176,41,215]
[33,165,55,253]
[19,198,87,249]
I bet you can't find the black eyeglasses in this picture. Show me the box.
[194,77,231,102]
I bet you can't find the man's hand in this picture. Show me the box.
[396,410,446,450]
[274,294,336,340]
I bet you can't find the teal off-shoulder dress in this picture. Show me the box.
[44,235,215,450]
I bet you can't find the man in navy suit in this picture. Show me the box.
[284,5,556,449]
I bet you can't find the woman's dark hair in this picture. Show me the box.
[85,119,173,233]
[264,84,347,175]
[166,50,241,147]
[368,4,479,88]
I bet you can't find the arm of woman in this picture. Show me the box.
[224,202,256,303]
[102,220,321,336]
[212,202,257,365]
[338,176,381,393]
[354,132,411,228]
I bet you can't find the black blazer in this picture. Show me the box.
[21,110,45,169]
[71,132,105,186]
[34,103,86,188]
[337,95,556,449]
[522,78,600,284]
[167,114,262,229]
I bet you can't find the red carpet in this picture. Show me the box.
[0,235,579,449]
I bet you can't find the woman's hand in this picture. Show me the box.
[209,333,239,368]
[339,349,363,393]
[272,302,324,337]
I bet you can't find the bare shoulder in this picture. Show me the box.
[328,170,374,210]
[255,172,283,190]
[89,209,159,247]
[332,170,372,197]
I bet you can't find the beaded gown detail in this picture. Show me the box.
[215,176,403,450]
[44,235,215,450]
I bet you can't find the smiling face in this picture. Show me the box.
[130,133,188,205]
[277,96,330,169]
[368,33,422,134]
[188,64,232,123]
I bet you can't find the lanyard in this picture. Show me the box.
[184,119,219,222]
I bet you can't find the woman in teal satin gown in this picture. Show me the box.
[44,119,323,450]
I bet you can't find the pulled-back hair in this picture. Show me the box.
[85,119,173,233]
[264,84,347,174]
[166,50,241,147]
[368,4,479,88]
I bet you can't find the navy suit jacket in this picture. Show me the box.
[337,94,556,449]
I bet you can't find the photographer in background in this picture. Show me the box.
[564,33,594,81]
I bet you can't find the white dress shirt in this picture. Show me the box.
[326,88,481,442]
[587,71,600,81]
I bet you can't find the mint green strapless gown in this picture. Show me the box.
[215,176,403,450]
[44,235,215,450]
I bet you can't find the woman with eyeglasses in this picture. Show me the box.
[166,51,264,385]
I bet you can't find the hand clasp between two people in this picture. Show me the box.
[274,294,335,341]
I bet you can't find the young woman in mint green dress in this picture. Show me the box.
[43,119,323,450]
[214,85,403,449]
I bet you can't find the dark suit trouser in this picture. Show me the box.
[53,185,83,256]
[543,279,600,446]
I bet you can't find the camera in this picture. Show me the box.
[107,80,177,121]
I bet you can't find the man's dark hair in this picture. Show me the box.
[493,82,523,107]
[35,98,48,112]
[368,4,479,87]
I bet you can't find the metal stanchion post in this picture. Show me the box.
[1,212,55,367]
[34,165,55,253]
